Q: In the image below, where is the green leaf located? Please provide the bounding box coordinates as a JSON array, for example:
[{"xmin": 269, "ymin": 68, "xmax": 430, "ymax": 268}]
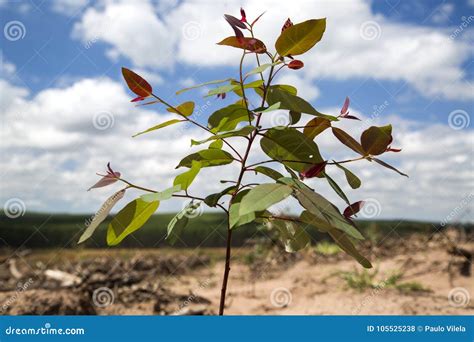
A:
[
  {"xmin": 267, "ymin": 87, "xmax": 335, "ymax": 119},
  {"xmin": 230, "ymin": 79, "xmax": 265, "ymax": 97},
  {"xmin": 324, "ymin": 172, "xmax": 351, "ymax": 206},
  {"xmin": 253, "ymin": 102, "xmax": 281, "ymax": 114},
  {"xmin": 332, "ymin": 127, "xmax": 365, "ymax": 155},
  {"xmin": 177, "ymin": 149, "xmax": 234, "ymax": 168},
  {"xmin": 270, "ymin": 219, "xmax": 310, "ymax": 253},
  {"xmin": 373, "ymin": 158, "xmax": 408, "ymax": 177},
  {"xmin": 78, "ymin": 189, "xmax": 126, "ymax": 244},
  {"xmin": 191, "ymin": 126, "xmax": 255, "ymax": 146},
  {"xmin": 245, "ymin": 62, "xmax": 279, "ymax": 78},
  {"xmin": 209, "ymin": 140, "xmax": 223, "ymax": 149},
  {"xmin": 176, "ymin": 78, "xmax": 233, "ymax": 95},
  {"xmin": 361, "ymin": 125, "xmax": 392, "ymax": 155},
  {"xmin": 253, "ymin": 166, "xmax": 284, "ymax": 181},
  {"xmin": 275, "ymin": 18, "xmax": 326, "ymax": 56},
  {"xmin": 289, "ymin": 111, "xmax": 301, "ymax": 125},
  {"xmin": 229, "ymin": 189, "xmax": 255, "ymax": 229},
  {"xmin": 239, "ymin": 183, "xmax": 293, "ymax": 216},
  {"xmin": 328, "ymin": 229, "xmax": 372, "ymax": 268},
  {"xmin": 166, "ymin": 201, "xmax": 201, "ymax": 245},
  {"xmin": 217, "ymin": 36, "xmax": 267, "ymax": 54},
  {"xmin": 260, "ymin": 127, "xmax": 323, "ymax": 172},
  {"xmin": 294, "ymin": 187, "xmax": 364, "ymax": 240},
  {"xmin": 208, "ymin": 104, "xmax": 251, "ymax": 133},
  {"xmin": 173, "ymin": 160, "xmax": 201, "ymax": 190},
  {"xmin": 206, "ymin": 84, "xmax": 239, "ymax": 97},
  {"xmin": 303, "ymin": 117, "xmax": 331, "ymax": 140},
  {"xmin": 107, "ymin": 198, "xmax": 159, "ymax": 246},
  {"xmin": 141, "ymin": 185, "xmax": 181, "ymax": 202},
  {"xmin": 204, "ymin": 186, "xmax": 236, "ymax": 207},
  {"xmin": 166, "ymin": 101, "xmax": 195, "ymax": 116},
  {"xmin": 299, "ymin": 210, "xmax": 333, "ymax": 232},
  {"xmin": 254, "ymin": 84, "xmax": 297, "ymax": 98},
  {"xmin": 334, "ymin": 162, "xmax": 361, "ymax": 189},
  {"xmin": 133, "ymin": 119, "xmax": 183, "ymax": 137}
]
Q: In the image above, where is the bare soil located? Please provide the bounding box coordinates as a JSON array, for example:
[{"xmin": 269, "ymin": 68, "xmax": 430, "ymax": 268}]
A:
[{"xmin": 0, "ymin": 230, "xmax": 472, "ymax": 315}]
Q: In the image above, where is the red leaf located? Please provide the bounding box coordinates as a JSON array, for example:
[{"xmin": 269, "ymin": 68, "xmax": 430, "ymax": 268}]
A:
[
  {"xmin": 342, "ymin": 115, "xmax": 361, "ymax": 121},
  {"xmin": 281, "ymin": 18, "xmax": 293, "ymax": 32},
  {"xmin": 88, "ymin": 163, "xmax": 121, "ymax": 191},
  {"xmin": 288, "ymin": 60, "xmax": 304, "ymax": 70},
  {"xmin": 122, "ymin": 67, "xmax": 152, "ymax": 97},
  {"xmin": 343, "ymin": 201, "xmax": 365, "ymax": 218},
  {"xmin": 217, "ymin": 36, "xmax": 267, "ymax": 53},
  {"xmin": 340, "ymin": 96, "xmax": 350, "ymax": 115},
  {"xmin": 386, "ymin": 146, "xmax": 402, "ymax": 152},
  {"xmin": 224, "ymin": 14, "xmax": 246, "ymax": 29},
  {"xmin": 299, "ymin": 161, "xmax": 327, "ymax": 179},
  {"xmin": 240, "ymin": 8, "xmax": 247, "ymax": 23},
  {"xmin": 131, "ymin": 96, "xmax": 146, "ymax": 102}
]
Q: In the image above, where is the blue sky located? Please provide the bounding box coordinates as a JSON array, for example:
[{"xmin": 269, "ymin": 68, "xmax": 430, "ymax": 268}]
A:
[{"xmin": 0, "ymin": 0, "xmax": 473, "ymax": 222}]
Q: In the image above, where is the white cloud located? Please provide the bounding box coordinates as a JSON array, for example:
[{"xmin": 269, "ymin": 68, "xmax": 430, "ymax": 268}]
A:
[
  {"xmin": 51, "ymin": 0, "xmax": 90, "ymax": 16},
  {"xmin": 71, "ymin": 0, "xmax": 473, "ymax": 101},
  {"xmin": 1, "ymin": 77, "xmax": 472, "ymax": 222}
]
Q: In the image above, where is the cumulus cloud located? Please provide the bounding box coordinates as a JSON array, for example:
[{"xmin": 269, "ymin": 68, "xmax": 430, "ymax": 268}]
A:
[
  {"xmin": 0, "ymin": 76, "xmax": 472, "ymax": 222},
  {"xmin": 71, "ymin": 0, "xmax": 473, "ymax": 101},
  {"xmin": 50, "ymin": 0, "xmax": 90, "ymax": 16}
]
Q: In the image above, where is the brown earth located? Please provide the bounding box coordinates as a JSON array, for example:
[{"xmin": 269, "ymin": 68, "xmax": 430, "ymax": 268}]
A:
[{"xmin": 0, "ymin": 230, "xmax": 472, "ymax": 315}]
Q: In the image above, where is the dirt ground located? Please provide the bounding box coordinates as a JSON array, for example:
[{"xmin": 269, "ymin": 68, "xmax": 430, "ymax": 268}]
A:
[{"xmin": 0, "ymin": 229, "xmax": 473, "ymax": 315}]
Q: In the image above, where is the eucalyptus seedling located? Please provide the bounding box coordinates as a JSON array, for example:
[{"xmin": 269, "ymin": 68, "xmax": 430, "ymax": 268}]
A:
[{"xmin": 78, "ymin": 9, "xmax": 406, "ymax": 315}]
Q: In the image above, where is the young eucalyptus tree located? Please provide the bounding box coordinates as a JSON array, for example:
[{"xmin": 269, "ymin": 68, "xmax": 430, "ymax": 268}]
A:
[{"xmin": 78, "ymin": 9, "xmax": 406, "ymax": 315}]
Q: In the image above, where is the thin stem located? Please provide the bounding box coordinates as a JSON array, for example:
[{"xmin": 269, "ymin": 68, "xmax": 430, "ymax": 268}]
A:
[
  {"xmin": 249, "ymin": 27, "xmax": 265, "ymax": 83},
  {"xmin": 218, "ymin": 52, "xmax": 277, "ymax": 316},
  {"xmin": 150, "ymin": 92, "xmax": 243, "ymax": 161},
  {"xmin": 238, "ymin": 52, "xmax": 253, "ymax": 124}
]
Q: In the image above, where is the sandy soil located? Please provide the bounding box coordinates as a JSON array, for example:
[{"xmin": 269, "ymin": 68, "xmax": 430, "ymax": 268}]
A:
[
  {"xmin": 173, "ymin": 244, "xmax": 474, "ymax": 315},
  {"xmin": 0, "ymin": 232, "xmax": 473, "ymax": 315}
]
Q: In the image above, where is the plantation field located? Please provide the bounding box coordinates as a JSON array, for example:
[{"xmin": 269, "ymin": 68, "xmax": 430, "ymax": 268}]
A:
[
  {"xmin": 0, "ymin": 219, "xmax": 472, "ymax": 315},
  {"xmin": 0, "ymin": 212, "xmax": 444, "ymax": 249}
]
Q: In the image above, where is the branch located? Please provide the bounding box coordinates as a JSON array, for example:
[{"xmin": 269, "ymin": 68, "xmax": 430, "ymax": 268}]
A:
[
  {"xmin": 150, "ymin": 92, "xmax": 243, "ymax": 161},
  {"xmin": 116, "ymin": 178, "xmax": 228, "ymax": 213}
]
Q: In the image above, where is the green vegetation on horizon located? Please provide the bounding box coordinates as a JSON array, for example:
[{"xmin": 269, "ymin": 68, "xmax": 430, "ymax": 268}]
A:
[{"xmin": 0, "ymin": 211, "xmax": 444, "ymax": 249}]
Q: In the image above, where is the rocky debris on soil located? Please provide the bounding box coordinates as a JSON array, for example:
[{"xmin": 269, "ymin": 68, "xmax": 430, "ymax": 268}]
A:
[
  {"xmin": 0, "ymin": 252, "xmax": 212, "ymax": 315},
  {"xmin": 0, "ymin": 289, "xmax": 96, "ymax": 315}
]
